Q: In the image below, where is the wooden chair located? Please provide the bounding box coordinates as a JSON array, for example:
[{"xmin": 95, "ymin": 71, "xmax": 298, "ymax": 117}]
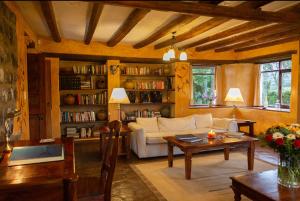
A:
[{"xmin": 79, "ymin": 120, "xmax": 121, "ymax": 201}]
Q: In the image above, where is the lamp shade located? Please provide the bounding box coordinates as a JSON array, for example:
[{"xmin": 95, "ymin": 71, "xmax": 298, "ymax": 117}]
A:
[
  {"xmin": 163, "ymin": 52, "xmax": 170, "ymax": 61},
  {"xmin": 225, "ymin": 88, "xmax": 244, "ymax": 102},
  {"xmin": 179, "ymin": 51, "xmax": 187, "ymax": 61},
  {"xmin": 168, "ymin": 48, "xmax": 175, "ymax": 59},
  {"xmin": 109, "ymin": 88, "xmax": 130, "ymax": 104}
]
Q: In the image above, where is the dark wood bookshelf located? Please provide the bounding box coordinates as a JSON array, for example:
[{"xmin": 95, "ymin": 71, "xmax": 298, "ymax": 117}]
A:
[
  {"xmin": 60, "ymin": 121, "xmax": 107, "ymax": 125},
  {"xmin": 125, "ymin": 89, "xmax": 174, "ymax": 92},
  {"xmin": 121, "ymin": 102, "xmax": 175, "ymax": 105},
  {"xmin": 60, "ymin": 89, "xmax": 107, "ymax": 95},
  {"xmin": 121, "ymin": 74, "xmax": 175, "ymax": 77}
]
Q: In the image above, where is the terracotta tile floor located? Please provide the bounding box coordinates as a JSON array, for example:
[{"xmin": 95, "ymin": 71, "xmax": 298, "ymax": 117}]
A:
[{"xmin": 76, "ymin": 140, "xmax": 278, "ymax": 201}]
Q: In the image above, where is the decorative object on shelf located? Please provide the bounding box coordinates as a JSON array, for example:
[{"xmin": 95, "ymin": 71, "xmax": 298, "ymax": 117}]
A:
[
  {"xmin": 109, "ymin": 88, "xmax": 130, "ymax": 121},
  {"xmin": 96, "ymin": 77, "xmax": 106, "ymax": 89},
  {"xmin": 97, "ymin": 110, "xmax": 107, "ymax": 121},
  {"xmin": 127, "ymin": 91, "xmax": 136, "ymax": 103},
  {"xmin": 261, "ymin": 123, "xmax": 300, "ymax": 188},
  {"xmin": 160, "ymin": 106, "xmax": 171, "ymax": 118},
  {"xmin": 63, "ymin": 94, "xmax": 75, "ymax": 105},
  {"xmin": 162, "ymin": 32, "xmax": 188, "ymax": 62},
  {"xmin": 163, "ymin": 66, "xmax": 171, "ymax": 75},
  {"xmin": 150, "ymin": 91, "xmax": 162, "ymax": 103},
  {"xmin": 140, "ymin": 92, "xmax": 151, "ymax": 103},
  {"xmin": 124, "ymin": 80, "xmax": 134, "ymax": 89},
  {"xmin": 225, "ymin": 88, "xmax": 244, "ymax": 119},
  {"xmin": 110, "ymin": 64, "xmax": 120, "ymax": 75},
  {"xmin": 2, "ymin": 109, "xmax": 21, "ymax": 152},
  {"xmin": 207, "ymin": 130, "xmax": 216, "ymax": 139}
]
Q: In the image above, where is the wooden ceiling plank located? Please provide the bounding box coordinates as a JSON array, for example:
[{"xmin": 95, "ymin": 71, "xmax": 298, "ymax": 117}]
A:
[
  {"xmin": 102, "ymin": 1, "xmax": 300, "ymax": 24},
  {"xmin": 84, "ymin": 3, "xmax": 104, "ymax": 45},
  {"xmin": 215, "ymin": 28, "xmax": 300, "ymax": 52},
  {"xmin": 107, "ymin": 8, "xmax": 150, "ymax": 47},
  {"xmin": 235, "ymin": 36, "xmax": 300, "ymax": 52},
  {"xmin": 195, "ymin": 24, "xmax": 299, "ymax": 52},
  {"xmin": 40, "ymin": 1, "xmax": 61, "ymax": 42},
  {"xmin": 181, "ymin": 3, "xmax": 300, "ymax": 49},
  {"xmin": 133, "ymin": 15, "xmax": 198, "ymax": 49},
  {"xmin": 154, "ymin": 1, "xmax": 269, "ymax": 50}
]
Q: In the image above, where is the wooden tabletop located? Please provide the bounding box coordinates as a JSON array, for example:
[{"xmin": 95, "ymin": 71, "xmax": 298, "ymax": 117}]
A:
[
  {"xmin": 231, "ymin": 169, "xmax": 300, "ymax": 201},
  {"xmin": 163, "ymin": 134, "xmax": 258, "ymax": 150},
  {"xmin": 0, "ymin": 138, "xmax": 78, "ymax": 201}
]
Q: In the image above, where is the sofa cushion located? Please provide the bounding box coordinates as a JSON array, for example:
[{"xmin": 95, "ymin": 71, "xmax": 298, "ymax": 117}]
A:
[
  {"xmin": 136, "ymin": 117, "xmax": 159, "ymax": 132},
  {"xmin": 157, "ymin": 116, "xmax": 196, "ymax": 132},
  {"xmin": 194, "ymin": 113, "xmax": 213, "ymax": 128}
]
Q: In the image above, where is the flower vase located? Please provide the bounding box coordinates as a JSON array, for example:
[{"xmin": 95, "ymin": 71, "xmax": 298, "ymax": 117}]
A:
[
  {"xmin": 278, "ymin": 153, "xmax": 300, "ymax": 188},
  {"xmin": 208, "ymin": 100, "xmax": 213, "ymax": 107}
]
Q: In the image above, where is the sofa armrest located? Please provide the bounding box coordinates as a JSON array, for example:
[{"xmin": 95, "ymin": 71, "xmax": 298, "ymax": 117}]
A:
[{"xmin": 212, "ymin": 118, "xmax": 238, "ymax": 132}]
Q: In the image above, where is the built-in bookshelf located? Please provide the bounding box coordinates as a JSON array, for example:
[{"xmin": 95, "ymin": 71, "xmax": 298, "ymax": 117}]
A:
[
  {"xmin": 59, "ymin": 60, "xmax": 108, "ymax": 140},
  {"xmin": 120, "ymin": 63, "xmax": 175, "ymax": 122}
]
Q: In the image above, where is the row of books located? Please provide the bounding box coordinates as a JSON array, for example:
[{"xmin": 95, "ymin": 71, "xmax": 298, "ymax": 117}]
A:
[
  {"xmin": 133, "ymin": 81, "xmax": 166, "ymax": 90},
  {"xmin": 73, "ymin": 64, "xmax": 107, "ymax": 75},
  {"xmin": 60, "ymin": 77, "xmax": 81, "ymax": 90},
  {"xmin": 120, "ymin": 66, "xmax": 169, "ymax": 75},
  {"xmin": 61, "ymin": 111, "xmax": 96, "ymax": 123},
  {"xmin": 75, "ymin": 92, "xmax": 108, "ymax": 105},
  {"xmin": 65, "ymin": 127, "xmax": 101, "ymax": 138},
  {"xmin": 125, "ymin": 110, "xmax": 161, "ymax": 121},
  {"xmin": 81, "ymin": 81, "xmax": 91, "ymax": 89}
]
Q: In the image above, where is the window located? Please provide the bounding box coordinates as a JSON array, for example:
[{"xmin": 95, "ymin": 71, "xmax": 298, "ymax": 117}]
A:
[
  {"xmin": 191, "ymin": 66, "xmax": 216, "ymax": 105},
  {"xmin": 260, "ymin": 60, "xmax": 291, "ymax": 109}
]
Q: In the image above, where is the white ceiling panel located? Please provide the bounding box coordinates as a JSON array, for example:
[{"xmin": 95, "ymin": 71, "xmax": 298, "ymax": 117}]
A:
[
  {"xmin": 53, "ymin": 1, "xmax": 89, "ymax": 41},
  {"xmin": 15, "ymin": 1, "xmax": 49, "ymax": 37},
  {"xmin": 93, "ymin": 5, "xmax": 133, "ymax": 43}
]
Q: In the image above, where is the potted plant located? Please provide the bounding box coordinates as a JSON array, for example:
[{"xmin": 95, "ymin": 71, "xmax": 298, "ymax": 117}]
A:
[{"xmin": 261, "ymin": 123, "xmax": 300, "ymax": 188}]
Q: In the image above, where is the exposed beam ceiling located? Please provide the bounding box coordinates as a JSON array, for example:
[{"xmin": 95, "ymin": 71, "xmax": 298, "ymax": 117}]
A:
[
  {"xmin": 235, "ymin": 36, "xmax": 300, "ymax": 52},
  {"xmin": 154, "ymin": 1, "xmax": 270, "ymax": 50},
  {"xmin": 181, "ymin": 3, "xmax": 300, "ymax": 50},
  {"xmin": 103, "ymin": 1, "xmax": 300, "ymax": 24},
  {"xmin": 195, "ymin": 24, "xmax": 299, "ymax": 52},
  {"xmin": 215, "ymin": 28, "xmax": 300, "ymax": 52},
  {"xmin": 40, "ymin": 1, "xmax": 61, "ymax": 42},
  {"xmin": 133, "ymin": 0, "xmax": 221, "ymax": 49},
  {"xmin": 84, "ymin": 3, "xmax": 104, "ymax": 44},
  {"xmin": 133, "ymin": 15, "xmax": 198, "ymax": 49},
  {"xmin": 106, "ymin": 8, "xmax": 150, "ymax": 47}
]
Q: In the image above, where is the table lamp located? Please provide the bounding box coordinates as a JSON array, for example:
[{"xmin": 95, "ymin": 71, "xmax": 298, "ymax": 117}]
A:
[
  {"xmin": 224, "ymin": 88, "xmax": 244, "ymax": 119},
  {"xmin": 109, "ymin": 88, "xmax": 130, "ymax": 121}
]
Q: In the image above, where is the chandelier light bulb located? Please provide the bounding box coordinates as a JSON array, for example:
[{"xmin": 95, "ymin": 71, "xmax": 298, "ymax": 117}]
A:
[
  {"xmin": 168, "ymin": 48, "xmax": 175, "ymax": 59},
  {"xmin": 179, "ymin": 51, "xmax": 188, "ymax": 61},
  {"xmin": 163, "ymin": 52, "xmax": 170, "ymax": 61}
]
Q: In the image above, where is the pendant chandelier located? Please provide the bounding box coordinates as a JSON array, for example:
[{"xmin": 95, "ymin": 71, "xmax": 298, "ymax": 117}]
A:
[{"xmin": 162, "ymin": 32, "xmax": 188, "ymax": 61}]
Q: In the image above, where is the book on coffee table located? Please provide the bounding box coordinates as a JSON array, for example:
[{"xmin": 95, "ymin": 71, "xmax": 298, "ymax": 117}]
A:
[{"xmin": 176, "ymin": 134, "xmax": 202, "ymax": 143}]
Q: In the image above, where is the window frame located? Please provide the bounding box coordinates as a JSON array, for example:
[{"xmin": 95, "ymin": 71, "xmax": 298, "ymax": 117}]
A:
[
  {"xmin": 260, "ymin": 59, "xmax": 291, "ymax": 109},
  {"xmin": 190, "ymin": 65, "xmax": 216, "ymax": 106}
]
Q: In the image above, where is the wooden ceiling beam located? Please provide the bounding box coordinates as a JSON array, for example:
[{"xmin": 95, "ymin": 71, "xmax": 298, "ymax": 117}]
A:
[
  {"xmin": 40, "ymin": 1, "xmax": 61, "ymax": 42},
  {"xmin": 102, "ymin": 1, "xmax": 300, "ymax": 24},
  {"xmin": 107, "ymin": 8, "xmax": 150, "ymax": 47},
  {"xmin": 154, "ymin": 1, "xmax": 270, "ymax": 49},
  {"xmin": 195, "ymin": 24, "xmax": 299, "ymax": 52},
  {"xmin": 215, "ymin": 28, "xmax": 300, "ymax": 52},
  {"xmin": 235, "ymin": 36, "xmax": 300, "ymax": 52},
  {"xmin": 84, "ymin": 3, "xmax": 104, "ymax": 44},
  {"xmin": 180, "ymin": 3, "xmax": 300, "ymax": 49},
  {"xmin": 133, "ymin": 15, "xmax": 198, "ymax": 49}
]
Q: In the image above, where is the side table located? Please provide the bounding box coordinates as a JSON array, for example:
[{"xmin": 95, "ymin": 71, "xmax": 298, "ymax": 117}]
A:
[
  {"xmin": 231, "ymin": 169, "xmax": 300, "ymax": 201},
  {"xmin": 99, "ymin": 125, "xmax": 132, "ymax": 159},
  {"xmin": 237, "ymin": 120, "xmax": 256, "ymax": 137}
]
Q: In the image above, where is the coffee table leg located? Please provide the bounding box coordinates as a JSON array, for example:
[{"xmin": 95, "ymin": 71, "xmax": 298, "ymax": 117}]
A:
[
  {"xmin": 224, "ymin": 146, "xmax": 230, "ymax": 160},
  {"xmin": 167, "ymin": 142, "xmax": 174, "ymax": 167},
  {"xmin": 232, "ymin": 186, "xmax": 241, "ymax": 201},
  {"xmin": 185, "ymin": 151, "xmax": 192, "ymax": 180},
  {"xmin": 247, "ymin": 141, "xmax": 255, "ymax": 170}
]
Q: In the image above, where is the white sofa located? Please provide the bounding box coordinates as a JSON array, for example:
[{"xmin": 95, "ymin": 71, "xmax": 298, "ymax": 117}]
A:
[{"xmin": 128, "ymin": 113, "xmax": 238, "ymax": 158}]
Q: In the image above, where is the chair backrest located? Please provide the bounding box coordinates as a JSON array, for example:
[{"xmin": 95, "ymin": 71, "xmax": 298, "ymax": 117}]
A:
[{"xmin": 99, "ymin": 120, "xmax": 121, "ymax": 201}]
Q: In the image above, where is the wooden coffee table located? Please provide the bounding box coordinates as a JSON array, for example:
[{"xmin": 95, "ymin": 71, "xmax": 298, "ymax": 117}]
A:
[
  {"xmin": 231, "ymin": 169, "xmax": 300, "ymax": 201},
  {"xmin": 163, "ymin": 134, "xmax": 258, "ymax": 180}
]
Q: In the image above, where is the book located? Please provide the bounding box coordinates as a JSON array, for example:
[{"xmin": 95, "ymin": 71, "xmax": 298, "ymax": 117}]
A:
[
  {"xmin": 176, "ymin": 134, "xmax": 198, "ymax": 140},
  {"xmin": 180, "ymin": 138, "xmax": 203, "ymax": 143},
  {"xmin": 8, "ymin": 144, "xmax": 64, "ymax": 166}
]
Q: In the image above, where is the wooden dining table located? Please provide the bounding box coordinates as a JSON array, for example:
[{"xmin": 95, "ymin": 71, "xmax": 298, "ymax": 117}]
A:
[{"xmin": 0, "ymin": 138, "xmax": 78, "ymax": 201}]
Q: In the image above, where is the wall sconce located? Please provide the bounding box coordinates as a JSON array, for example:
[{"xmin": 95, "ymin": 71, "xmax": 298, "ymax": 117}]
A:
[{"xmin": 110, "ymin": 65, "xmax": 120, "ymax": 75}]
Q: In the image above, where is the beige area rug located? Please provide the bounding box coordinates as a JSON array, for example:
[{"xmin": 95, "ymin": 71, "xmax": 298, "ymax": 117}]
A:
[{"xmin": 131, "ymin": 152, "xmax": 276, "ymax": 201}]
